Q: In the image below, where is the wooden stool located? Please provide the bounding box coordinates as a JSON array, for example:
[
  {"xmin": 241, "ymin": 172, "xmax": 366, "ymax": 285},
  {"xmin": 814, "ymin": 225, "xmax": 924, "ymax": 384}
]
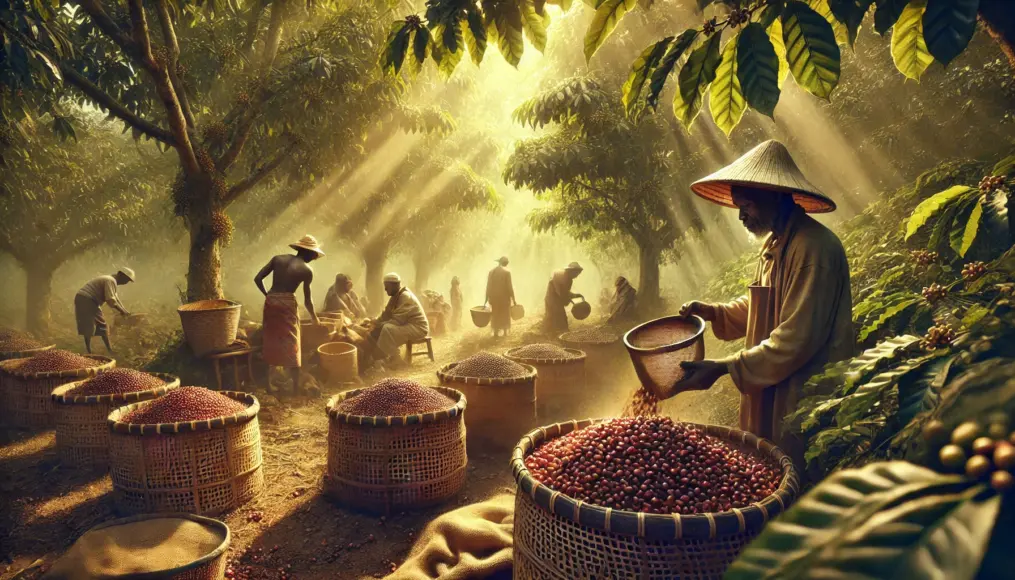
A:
[
  {"xmin": 205, "ymin": 347, "xmax": 260, "ymax": 391},
  {"xmin": 404, "ymin": 337, "xmax": 434, "ymax": 364}
]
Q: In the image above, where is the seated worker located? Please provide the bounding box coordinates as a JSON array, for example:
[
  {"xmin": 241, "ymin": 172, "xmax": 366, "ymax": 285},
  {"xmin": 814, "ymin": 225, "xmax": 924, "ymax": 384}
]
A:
[
  {"xmin": 606, "ymin": 276, "xmax": 638, "ymax": 325},
  {"xmin": 324, "ymin": 273, "xmax": 367, "ymax": 319},
  {"xmin": 368, "ymin": 273, "xmax": 429, "ymax": 368}
]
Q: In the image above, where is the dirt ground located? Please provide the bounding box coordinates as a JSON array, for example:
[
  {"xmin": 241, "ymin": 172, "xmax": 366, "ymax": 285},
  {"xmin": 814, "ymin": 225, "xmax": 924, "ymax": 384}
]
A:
[{"xmin": 0, "ymin": 314, "xmax": 739, "ymax": 580}]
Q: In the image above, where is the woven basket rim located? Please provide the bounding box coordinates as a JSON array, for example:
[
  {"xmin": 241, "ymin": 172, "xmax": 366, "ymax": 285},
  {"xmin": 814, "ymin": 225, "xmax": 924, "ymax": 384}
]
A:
[
  {"xmin": 107, "ymin": 390, "xmax": 259, "ymax": 434},
  {"xmin": 79, "ymin": 512, "xmax": 230, "ymax": 577},
  {"xmin": 623, "ymin": 315, "xmax": 705, "ymax": 355},
  {"xmin": 52, "ymin": 373, "xmax": 181, "ymax": 405},
  {"xmin": 325, "ymin": 385, "xmax": 466, "ymax": 426},
  {"xmin": 510, "ymin": 418, "xmax": 800, "ymax": 540},
  {"xmin": 1, "ymin": 354, "xmax": 115, "ymax": 378},
  {"xmin": 177, "ymin": 299, "xmax": 240, "ymax": 313},
  {"xmin": 436, "ymin": 361, "xmax": 538, "ymax": 385},
  {"xmin": 558, "ymin": 329, "xmax": 620, "ymax": 346},
  {"xmin": 504, "ymin": 346, "xmax": 586, "ymax": 365},
  {"xmin": 0, "ymin": 344, "xmax": 55, "ymax": 357}
]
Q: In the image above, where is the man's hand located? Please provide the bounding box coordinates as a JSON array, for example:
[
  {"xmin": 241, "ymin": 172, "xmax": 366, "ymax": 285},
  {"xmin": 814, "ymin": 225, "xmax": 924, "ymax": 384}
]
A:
[
  {"xmin": 679, "ymin": 301, "xmax": 716, "ymax": 322},
  {"xmin": 672, "ymin": 360, "xmax": 728, "ymax": 392}
]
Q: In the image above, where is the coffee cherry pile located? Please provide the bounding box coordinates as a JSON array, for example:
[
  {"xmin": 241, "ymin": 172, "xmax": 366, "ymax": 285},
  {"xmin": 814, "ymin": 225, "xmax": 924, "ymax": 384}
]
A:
[
  {"xmin": 336, "ymin": 378, "xmax": 455, "ymax": 416},
  {"xmin": 961, "ymin": 261, "xmax": 987, "ymax": 282},
  {"xmin": 510, "ymin": 343, "xmax": 579, "ymax": 360},
  {"xmin": 921, "ymin": 323, "xmax": 956, "ymax": 350},
  {"xmin": 451, "ymin": 352, "xmax": 528, "ymax": 379},
  {"xmin": 979, "ymin": 175, "xmax": 1005, "ymax": 193},
  {"xmin": 921, "ymin": 283, "xmax": 948, "ymax": 303},
  {"xmin": 122, "ymin": 387, "xmax": 247, "ymax": 424},
  {"xmin": 925, "ymin": 414, "xmax": 1015, "ymax": 493},
  {"xmin": 68, "ymin": 369, "xmax": 167, "ymax": 396},
  {"xmin": 622, "ymin": 387, "xmax": 660, "ymax": 417},
  {"xmin": 560, "ymin": 327, "xmax": 619, "ymax": 345},
  {"xmin": 911, "ymin": 250, "xmax": 940, "ymax": 266},
  {"xmin": 524, "ymin": 417, "xmax": 782, "ymax": 515},
  {"xmin": 11, "ymin": 350, "xmax": 100, "ymax": 374},
  {"xmin": 0, "ymin": 328, "xmax": 44, "ymax": 352}
]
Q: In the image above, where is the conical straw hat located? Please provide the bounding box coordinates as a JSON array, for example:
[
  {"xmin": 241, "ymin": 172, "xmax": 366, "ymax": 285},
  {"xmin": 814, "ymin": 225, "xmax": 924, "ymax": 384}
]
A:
[
  {"xmin": 289, "ymin": 234, "xmax": 325, "ymax": 256},
  {"xmin": 690, "ymin": 140, "xmax": 836, "ymax": 213}
]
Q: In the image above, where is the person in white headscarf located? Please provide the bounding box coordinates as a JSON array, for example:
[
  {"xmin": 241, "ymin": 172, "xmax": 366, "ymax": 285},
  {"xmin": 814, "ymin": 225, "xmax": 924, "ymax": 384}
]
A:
[{"xmin": 369, "ymin": 273, "xmax": 429, "ymax": 365}]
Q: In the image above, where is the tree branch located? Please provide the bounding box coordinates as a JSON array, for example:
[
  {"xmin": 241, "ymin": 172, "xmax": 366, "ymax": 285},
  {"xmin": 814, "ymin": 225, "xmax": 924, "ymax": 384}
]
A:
[
  {"xmin": 260, "ymin": 0, "xmax": 288, "ymax": 75},
  {"xmin": 242, "ymin": 1, "xmax": 267, "ymax": 58},
  {"xmin": 223, "ymin": 143, "xmax": 296, "ymax": 205},
  {"xmin": 60, "ymin": 66, "xmax": 176, "ymax": 145},
  {"xmin": 126, "ymin": 0, "xmax": 156, "ymax": 69},
  {"xmin": 154, "ymin": 0, "xmax": 196, "ymax": 128},
  {"xmin": 74, "ymin": 0, "xmax": 139, "ymax": 61}
]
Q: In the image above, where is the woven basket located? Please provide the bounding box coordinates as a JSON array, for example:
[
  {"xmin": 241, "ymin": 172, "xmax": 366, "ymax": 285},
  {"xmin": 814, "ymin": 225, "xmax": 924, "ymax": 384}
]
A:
[
  {"xmin": 0, "ymin": 343, "xmax": 55, "ymax": 361},
  {"xmin": 437, "ymin": 362, "xmax": 537, "ymax": 448},
  {"xmin": 48, "ymin": 513, "xmax": 230, "ymax": 580},
  {"xmin": 511, "ymin": 419, "xmax": 800, "ymax": 580},
  {"xmin": 324, "ymin": 386, "xmax": 468, "ymax": 515},
  {"xmin": 624, "ymin": 315, "xmax": 706, "ymax": 400},
  {"xmin": 319, "ymin": 342, "xmax": 358, "ymax": 384},
  {"xmin": 504, "ymin": 347, "xmax": 586, "ymax": 421},
  {"xmin": 107, "ymin": 391, "xmax": 263, "ymax": 516},
  {"xmin": 0, "ymin": 355, "xmax": 116, "ymax": 429},
  {"xmin": 178, "ymin": 300, "xmax": 242, "ymax": 357},
  {"xmin": 52, "ymin": 373, "xmax": 181, "ymax": 470}
]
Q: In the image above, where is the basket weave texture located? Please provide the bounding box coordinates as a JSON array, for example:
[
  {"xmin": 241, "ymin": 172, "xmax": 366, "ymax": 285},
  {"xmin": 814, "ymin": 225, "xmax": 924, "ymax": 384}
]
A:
[
  {"xmin": 504, "ymin": 348, "xmax": 586, "ymax": 419},
  {"xmin": 324, "ymin": 386, "xmax": 468, "ymax": 515},
  {"xmin": 511, "ymin": 419, "xmax": 800, "ymax": 580},
  {"xmin": 61, "ymin": 513, "xmax": 230, "ymax": 580},
  {"xmin": 0, "ymin": 344, "xmax": 55, "ymax": 361},
  {"xmin": 52, "ymin": 373, "xmax": 181, "ymax": 469},
  {"xmin": 178, "ymin": 300, "xmax": 242, "ymax": 357},
  {"xmin": 0, "ymin": 355, "xmax": 116, "ymax": 429},
  {"xmin": 436, "ymin": 362, "xmax": 537, "ymax": 447},
  {"xmin": 107, "ymin": 391, "xmax": 263, "ymax": 516}
]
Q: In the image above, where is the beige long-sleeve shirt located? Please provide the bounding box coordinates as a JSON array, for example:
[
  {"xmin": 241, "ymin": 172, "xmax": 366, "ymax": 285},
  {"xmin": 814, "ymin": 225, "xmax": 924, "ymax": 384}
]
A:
[
  {"xmin": 711, "ymin": 209, "xmax": 854, "ymax": 453},
  {"xmin": 76, "ymin": 275, "xmax": 126, "ymax": 311}
]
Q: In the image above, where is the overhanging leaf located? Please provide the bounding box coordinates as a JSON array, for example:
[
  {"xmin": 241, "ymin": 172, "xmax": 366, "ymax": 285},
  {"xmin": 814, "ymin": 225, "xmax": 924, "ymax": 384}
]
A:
[
  {"xmin": 584, "ymin": 0, "xmax": 637, "ymax": 63},
  {"xmin": 807, "ymin": 0, "xmax": 850, "ymax": 45},
  {"xmin": 382, "ymin": 23, "xmax": 412, "ymax": 74},
  {"xmin": 522, "ymin": 0, "xmax": 550, "ymax": 52},
  {"xmin": 492, "ymin": 1, "xmax": 525, "ymax": 66},
  {"xmin": 710, "ymin": 32, "xmax": 746, "ymax": 136},
  {"xmin": 646, "ymin": 29, "xmax": 698, "ymax": 110},
  {"xmin": 922, "ymin": 0, "xmax": 979, "ymax": 66},
  {"xmin": 737, "ymin": 23, "xmax": 781, "ymax": 117},
  {"xmin": 464, "ymin": 9, "xmax": 487, "ymax": 65},
  {"xmin": 783, "ymin": 0, "xmax": 841, "ymax": 99},
  {"xmin": 768, "ymin": 18, "xmax": 791, "ymax": 88},
  {"xmin": 992, "ymin": 153, "xmax": 1015, "ymax": 178},
  {"xmin": 956, "ymin": 200, "xmax": 983, "ymax": 258},
  {"xmin": 622, "ymin": 37, "xmax": 673, "ymax": 118},
  {"xmin": 413, "ymin": 26, "xmax": 430, "ymax": 65},
  {"xmin": 891, "ymin": 0, "xmax": 935, "ymax": 81},
  {"xmin": 673, "ymin": 32, "xmax": 722, "ymax": 129},
  {"xmin": 904, "ymin": 185, "xmax": 974, "ymax": 240},
  {"xmin": 874, "ymin": 0, "xmax": 909, "ymax": 35},
  {"xmin": 829, "ymin": 0, "xmax": 873, "ymax": 46}
]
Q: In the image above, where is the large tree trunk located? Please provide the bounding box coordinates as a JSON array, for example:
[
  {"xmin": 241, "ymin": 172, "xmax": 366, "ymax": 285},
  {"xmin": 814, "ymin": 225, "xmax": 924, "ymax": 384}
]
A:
[
  {"xmin": 981, "ymin": 0, "xmax": 1015, "ymax": 71},
  {"xmin": 25, "ymin": 264, "xmax": 55, "ymax": 336},
  {"xmin": 363, "ymin": 242, "xmax": 389, "ymax": 313},
  {"xmin": 637, "ymin": 244, "xmax": 662, "ymax": 310},
  {"xmin": 186, "ymin": 201, "xmax": 224, "ymax": 302},
  {"xmin": 413, "ymin": 249, "xmax": 433, "ymax": 293}
]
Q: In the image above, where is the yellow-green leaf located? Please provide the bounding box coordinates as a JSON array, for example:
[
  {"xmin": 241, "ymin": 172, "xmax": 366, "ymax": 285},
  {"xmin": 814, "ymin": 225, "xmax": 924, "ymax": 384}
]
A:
[
  {"xmin": 958, "ymin": 201, "xmax": 983, "ymax": 257},
  {"xmin": 493, "ymin": 2, "xmax": 525, "ymax": 66},
  {"xmin": 464, "ymin": 9, "xmax": 487, "ymax": 65},
  {"xmin": 807, "ymin": 0, "xmax": 849, "ymax": 45},
  {"xmin": 584, "ymin": 0, "xmax": 637, "ymax": 63},
  {"xmin": 904, "ymin": 185, "xmax": 974, "ymax": 240},
  {"xmin": 768, "ymin": 19, "xmax": 790, "ymax": 88},
  {"xmin": 783, "ymin": 0, "xmax": 841, "ymax": 99},
  {"xmin": 892, "ymin": 0, "xmax": 935, "ymax": 81},
  {"xmin": 622, "ymin": 37, "xmax": 673, "ymax": 118},
  {"xmin": 710, "ymin": 32, "xmax": 746, "ymax": 136},
  {"xmin": 737, "ymin": 23, "xmax": 781, "ymax": 117},
  {"xmin": 673, "ymin": 32, "xmax": 722, "ymax": 130},
  {"xmin": 522, "ymin": 0, "xmax": 550, "ymax": 52}
]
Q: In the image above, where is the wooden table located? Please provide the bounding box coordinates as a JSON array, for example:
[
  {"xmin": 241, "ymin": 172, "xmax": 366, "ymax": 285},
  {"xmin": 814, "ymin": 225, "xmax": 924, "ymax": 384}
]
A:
[{"xmin": 204, "ymin": 347, "xmax": 261, "ymax": 391}]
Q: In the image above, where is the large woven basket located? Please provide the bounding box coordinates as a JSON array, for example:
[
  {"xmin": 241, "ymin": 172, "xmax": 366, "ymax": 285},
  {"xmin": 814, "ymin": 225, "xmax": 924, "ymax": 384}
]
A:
[
  {"xmin": 107, "ymin": 391, "xmax": 263, "ymax": 516},
  {"xmin": 504, "ymin": 347, "xmax": 586, "ymax": 422},
  {"xmin": 178, "ymin": 300, "xmax": 242, "ymax": 357},
  {"xmin": 52, "ymin": 373, "xmax": 181, "ymax": 470},
  {"xmin": 324, "ymin": 386, "xmax": 468, "ymax": 515},
  {"xmin": 0, "ymin": 355, "xmax": 116, "ymax": 429},
  {"xmin": 437, "ymin": 362, "xmax": 537, "ymax": 448},
  {"xmin": 624, "ymin": 315, "xmax": 706, "ymax": 400},
  {"xmin": 511, "ymin": 419, "xmax": 799, "ymax": 579},
  {"xmin": 0, "ymin": 343, "xmax": 55, "ymax": 361},
  {"xmin": 44, "ymin": 513, "xmax": 230, "ymax": 580}
]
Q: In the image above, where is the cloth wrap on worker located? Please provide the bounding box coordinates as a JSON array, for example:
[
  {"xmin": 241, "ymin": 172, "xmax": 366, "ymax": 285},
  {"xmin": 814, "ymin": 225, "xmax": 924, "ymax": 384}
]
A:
[
  {"xmin": 607, "ymin": 278, "xmax": 637, "ymax": 324},
  {"xmin": 383, "ymin": 493, "xmax": 514, "ymax": 580},
  {"xmin": 486, "ymin": 266, "xmax": 514, "ymax": 332},
  {"xmin": 542, "ymin": 270, "xmax": 574, "ymax": 334},
  {"xmin": 262, "ymin": 292, "xmax": 301, "ymax": 368},
  {"xmin": 710, "ymin": 207, "xmax": 854, "ymax": 465},
  {"xmin": 374, "ymin": 288, "xmax": 429, "ymax": 359}
]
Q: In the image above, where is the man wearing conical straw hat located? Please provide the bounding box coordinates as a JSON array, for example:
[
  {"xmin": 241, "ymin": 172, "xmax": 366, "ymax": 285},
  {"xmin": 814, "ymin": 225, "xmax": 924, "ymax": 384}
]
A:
[
  {"xmin": 674, "ymin": 140, "xmax": 855, "ymax": 468},
  {"xmin": 254, "ymin": 235, "xmax": 324, "ymax": 396}
]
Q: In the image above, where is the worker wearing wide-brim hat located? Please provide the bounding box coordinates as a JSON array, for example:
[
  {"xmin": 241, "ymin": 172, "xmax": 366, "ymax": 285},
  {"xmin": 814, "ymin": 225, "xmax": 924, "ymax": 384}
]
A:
[
  {"xmin": 674, "ymin": 140, "xmax": 855, "ymax": 468},
  {"xmin": 543, "ymin": 261, "xmax": 585, "ymax": 334},
  {"xmin": 74, "ymin": 267, "xmax": 135, "ymax": 354}
]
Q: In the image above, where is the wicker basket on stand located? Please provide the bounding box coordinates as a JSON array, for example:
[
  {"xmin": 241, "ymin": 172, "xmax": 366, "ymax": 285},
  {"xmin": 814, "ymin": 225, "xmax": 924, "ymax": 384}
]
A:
[
  {"xmin": 52, "ymin": 373, "xmax": 181, "ymax": 470},
  {"xmin": 44, "ymin": 513, "xmax": 230, "ymax": 580},
  {"xmin": 178, "ymin": 300, "xmax": 242, "ymax": 357},
  {"xmin": 511, "ymin": 419, "xmax": 800, "ymax": 580},
  {"xmin": 0, "ymin": 343, "xmax": 55, "ymax": 361},
  {"xmin": 504, "ymin": 347, "xmax": 586, "ymax": 422},
  {"xmin": 107, "ymin": 391, "xmax": 263, "ymax": 516},
  {"xmin": 437, "ymin": 362, "xmax": 537, "ymax": 448},
  {"xmin": 324, "ymin": 386, "xmax": 468, "ymax": 515},
  {"xmin": 0, "ymin": 355, "xmax": 116, "ymax": 429}
]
